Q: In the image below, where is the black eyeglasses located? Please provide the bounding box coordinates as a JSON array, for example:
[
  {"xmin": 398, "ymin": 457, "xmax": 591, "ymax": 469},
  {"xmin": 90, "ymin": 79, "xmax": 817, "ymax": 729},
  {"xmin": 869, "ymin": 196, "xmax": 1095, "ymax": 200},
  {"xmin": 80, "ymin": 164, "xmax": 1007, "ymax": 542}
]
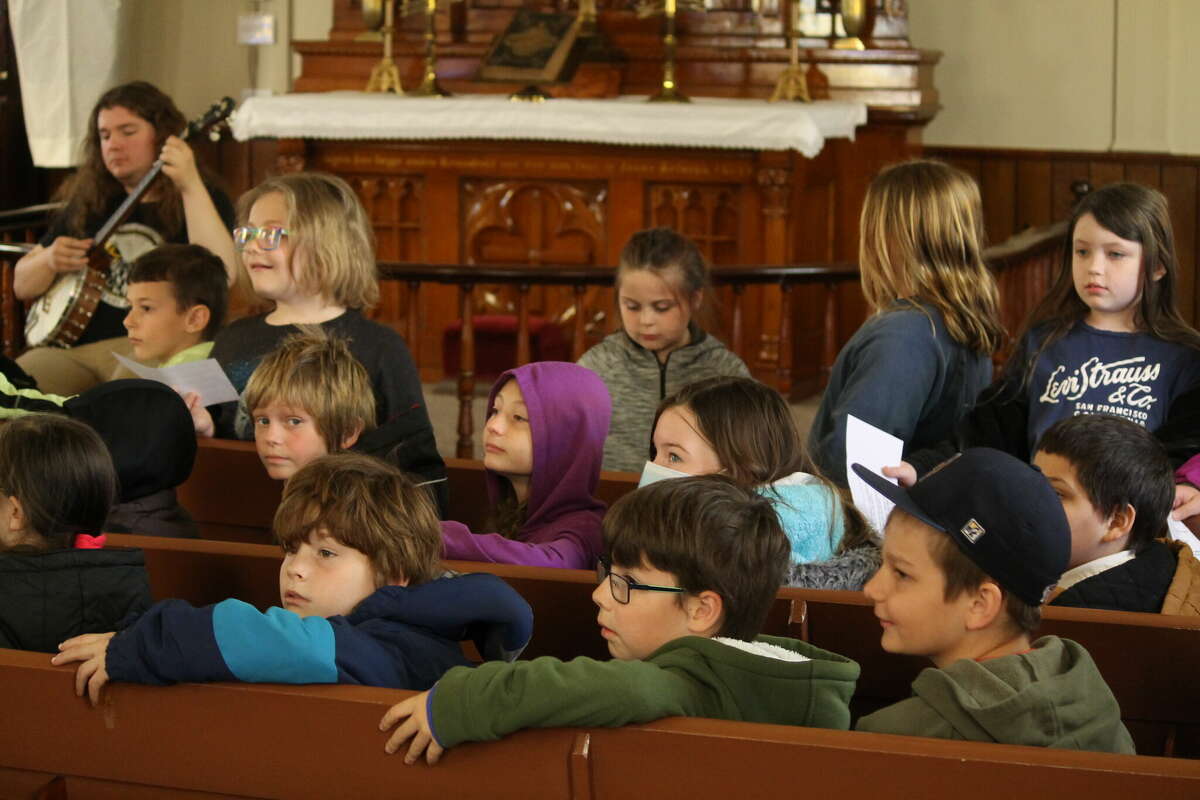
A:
[{"xmin": 597, "ymin": 556, "xmax": 685, "ymax": 605}]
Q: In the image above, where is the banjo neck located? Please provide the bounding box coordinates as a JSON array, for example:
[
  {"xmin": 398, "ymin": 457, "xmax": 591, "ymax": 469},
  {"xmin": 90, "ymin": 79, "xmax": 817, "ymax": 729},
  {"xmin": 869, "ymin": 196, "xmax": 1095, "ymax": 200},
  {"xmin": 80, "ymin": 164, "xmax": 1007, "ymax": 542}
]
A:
[{"xmin": 91, "ymin": 157, "xmax": 168, "ymax": 252}]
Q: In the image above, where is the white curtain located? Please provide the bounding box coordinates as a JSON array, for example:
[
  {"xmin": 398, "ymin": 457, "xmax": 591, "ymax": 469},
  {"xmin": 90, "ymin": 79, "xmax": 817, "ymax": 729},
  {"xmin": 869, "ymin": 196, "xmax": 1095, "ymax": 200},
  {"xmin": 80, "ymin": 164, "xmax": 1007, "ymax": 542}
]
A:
[{"xmin": 10, "ymin": 0, "xmax": 123, "ymax": 168}]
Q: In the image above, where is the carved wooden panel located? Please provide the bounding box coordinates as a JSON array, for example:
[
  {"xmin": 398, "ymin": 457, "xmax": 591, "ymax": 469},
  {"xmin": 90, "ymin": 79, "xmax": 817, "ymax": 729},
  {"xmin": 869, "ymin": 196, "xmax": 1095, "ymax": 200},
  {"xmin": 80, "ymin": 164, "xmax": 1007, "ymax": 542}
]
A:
[
  {"xmin": 351, "ymin": 175, "xmax": 425, "ymax": 263},
  {"xmin": 461, "ymin": 178, "xmax": 610, "ymax": 348},
  {"xmin": 348, "ymin": 175, "xmax": 425, "ymax": 334},
  {"xmin": 463, "ymin": 179, "xmax": 606, "ymax": 265},
  {"xmin": 647, "ymin": 184, "xmax": 740, "ymax": 265}
]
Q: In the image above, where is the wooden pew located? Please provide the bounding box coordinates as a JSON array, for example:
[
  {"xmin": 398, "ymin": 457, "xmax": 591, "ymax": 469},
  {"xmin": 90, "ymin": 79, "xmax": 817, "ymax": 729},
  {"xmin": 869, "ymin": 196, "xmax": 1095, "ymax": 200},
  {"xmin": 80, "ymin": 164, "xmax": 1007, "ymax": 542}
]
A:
[
  {"xmin": 176, "ymin": 438, "xmax": 279, "ymax": 542},
  {"xmin": 177, "ymin": 438, "xmax": 639, "ymax": 542},
  {"xmin": 3, "ymin": 649, "xmax": 1198, "ymax": 799},
  {"xmin": 104, "ymin": 535, "xmax": 1200, "ymax": 756}
]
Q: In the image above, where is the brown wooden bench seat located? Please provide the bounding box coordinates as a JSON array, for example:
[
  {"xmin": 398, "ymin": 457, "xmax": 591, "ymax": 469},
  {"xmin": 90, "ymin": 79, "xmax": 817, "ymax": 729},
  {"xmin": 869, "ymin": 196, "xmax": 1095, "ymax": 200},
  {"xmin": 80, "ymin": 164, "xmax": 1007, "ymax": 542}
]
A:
[
  {"xmin": 177, "ymin": 438, "xmax": 639, "ymax": 542},
  {"xmin": 3, "ymin": 648, "xmax": 1198, "ymax": 799},
  {"xmin": 104, "ymin": 534, "xmax": 1200, "ymax": 757}
]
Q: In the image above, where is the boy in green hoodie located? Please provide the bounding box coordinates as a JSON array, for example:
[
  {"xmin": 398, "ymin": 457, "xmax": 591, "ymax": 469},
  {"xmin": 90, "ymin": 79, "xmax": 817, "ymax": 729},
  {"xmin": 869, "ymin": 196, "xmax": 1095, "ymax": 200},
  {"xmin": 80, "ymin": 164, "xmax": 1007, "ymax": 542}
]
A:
[
  {"xmin": 851, "ymin": 449, "xmax": 1135, "ymax": 753},
  {"xmin": 380, "ymin": 475, "xmax": 860, "ymax": 764}
]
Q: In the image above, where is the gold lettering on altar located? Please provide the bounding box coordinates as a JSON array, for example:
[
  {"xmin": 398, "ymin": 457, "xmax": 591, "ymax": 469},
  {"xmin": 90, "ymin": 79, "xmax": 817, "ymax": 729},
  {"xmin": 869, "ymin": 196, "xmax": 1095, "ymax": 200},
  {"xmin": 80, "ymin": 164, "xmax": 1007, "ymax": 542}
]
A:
[{"xmin": 317, "ymin": 150, "xmax": 753, "ymax": 181}]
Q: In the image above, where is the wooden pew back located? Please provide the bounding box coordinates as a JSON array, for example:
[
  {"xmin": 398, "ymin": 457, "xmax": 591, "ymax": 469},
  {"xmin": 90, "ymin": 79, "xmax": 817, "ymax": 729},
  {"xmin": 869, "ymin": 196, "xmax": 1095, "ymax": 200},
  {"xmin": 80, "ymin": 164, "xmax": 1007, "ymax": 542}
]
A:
[
  {"xmin": 176, "ymin": 438, "xmax": 279, "ymax": 542},
  {"xmin": 3, "ymin": 649, "xmax": 1199, "ymax": 799},
  {"xmin": 107, "ymin": 535, "xmax": 1200, "ymax": 756},
  {"xmin": 177, "ymin": 439, "xmax": 639, "ymax": 542}
]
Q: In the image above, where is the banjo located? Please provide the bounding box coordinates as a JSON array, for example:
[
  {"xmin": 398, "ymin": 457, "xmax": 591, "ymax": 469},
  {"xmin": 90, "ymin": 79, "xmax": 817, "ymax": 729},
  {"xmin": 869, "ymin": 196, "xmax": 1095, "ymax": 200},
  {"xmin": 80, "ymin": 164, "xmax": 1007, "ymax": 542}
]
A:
[{"xmin": 24, "ymin": 97, "xmax": 235, "ymax": 349}]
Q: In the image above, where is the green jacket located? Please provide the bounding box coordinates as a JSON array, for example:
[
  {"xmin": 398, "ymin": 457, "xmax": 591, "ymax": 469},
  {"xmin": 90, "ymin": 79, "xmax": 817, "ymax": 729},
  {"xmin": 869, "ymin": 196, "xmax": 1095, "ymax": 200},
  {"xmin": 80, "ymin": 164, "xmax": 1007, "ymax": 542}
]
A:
[
  {"xmin": 430, "ymin": 635, "xmax": 859, "ymax": 748},
  {"xmin": 856, "ymin": 636, "xmax": 1135, "ymax": 753}
]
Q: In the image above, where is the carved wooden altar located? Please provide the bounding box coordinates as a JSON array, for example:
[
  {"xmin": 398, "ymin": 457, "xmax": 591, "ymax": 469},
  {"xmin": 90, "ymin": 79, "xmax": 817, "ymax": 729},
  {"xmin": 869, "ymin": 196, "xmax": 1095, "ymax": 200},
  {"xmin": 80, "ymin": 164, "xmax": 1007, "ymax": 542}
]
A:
[{"xmin": 263, "ymin": 0, "xmax": 939, "ymax": 390}]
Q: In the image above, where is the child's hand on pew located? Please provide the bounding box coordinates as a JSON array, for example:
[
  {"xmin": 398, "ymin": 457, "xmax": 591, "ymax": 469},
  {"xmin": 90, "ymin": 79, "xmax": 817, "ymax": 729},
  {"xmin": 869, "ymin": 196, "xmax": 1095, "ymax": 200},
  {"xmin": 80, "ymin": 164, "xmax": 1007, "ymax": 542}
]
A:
[
  {"xmin": 51, "ymin": 632, "xmax": 115, "ymax": 706},
  {"xmin": 380, "ymin": 690, "xmax": 446, "ymax": 765},
  {"xmin": 183, "ymin": 392, "xmax": 215, "ymax": 438}
]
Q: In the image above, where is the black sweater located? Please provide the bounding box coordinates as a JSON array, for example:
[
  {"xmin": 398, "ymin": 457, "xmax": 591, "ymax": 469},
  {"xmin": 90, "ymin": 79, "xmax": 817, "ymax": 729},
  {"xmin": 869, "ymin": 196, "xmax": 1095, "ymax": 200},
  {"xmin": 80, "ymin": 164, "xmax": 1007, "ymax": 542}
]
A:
[{"xmin": 1051, "ymin": 541, "xmax": 1177, "ymax": 614}]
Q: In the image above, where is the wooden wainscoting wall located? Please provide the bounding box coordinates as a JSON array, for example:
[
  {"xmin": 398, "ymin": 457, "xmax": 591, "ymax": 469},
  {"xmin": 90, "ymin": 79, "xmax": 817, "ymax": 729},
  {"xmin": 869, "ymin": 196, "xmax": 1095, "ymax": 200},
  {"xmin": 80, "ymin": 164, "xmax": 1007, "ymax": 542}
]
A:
[{"xmin": 924, "ymin": 147, "xmax": 1200, "ymax": 326}]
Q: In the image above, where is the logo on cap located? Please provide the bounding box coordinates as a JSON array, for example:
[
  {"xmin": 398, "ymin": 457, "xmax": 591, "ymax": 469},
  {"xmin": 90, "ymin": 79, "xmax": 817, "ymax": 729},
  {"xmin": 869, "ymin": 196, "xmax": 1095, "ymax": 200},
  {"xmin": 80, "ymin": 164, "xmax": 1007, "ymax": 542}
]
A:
[{"xmin": 961, "ymin": 518, "xmax": 986, "ymax": 543}]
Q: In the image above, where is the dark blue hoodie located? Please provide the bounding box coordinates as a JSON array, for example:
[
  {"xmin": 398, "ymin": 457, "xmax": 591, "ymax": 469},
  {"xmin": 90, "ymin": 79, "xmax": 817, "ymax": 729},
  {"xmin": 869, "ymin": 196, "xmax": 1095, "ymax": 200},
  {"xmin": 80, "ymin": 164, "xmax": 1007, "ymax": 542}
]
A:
[{"xmin": 106, "ymin": 572, "xmax": 533, "ymax": 690}]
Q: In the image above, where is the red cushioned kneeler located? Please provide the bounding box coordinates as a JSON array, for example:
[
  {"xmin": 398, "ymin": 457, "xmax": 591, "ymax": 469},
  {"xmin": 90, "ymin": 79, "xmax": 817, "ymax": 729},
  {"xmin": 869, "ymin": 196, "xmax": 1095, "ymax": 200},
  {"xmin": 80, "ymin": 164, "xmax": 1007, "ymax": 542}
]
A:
[{"xmin": 443, "ymin": 314, "xmax": 570, "ymax": 380}]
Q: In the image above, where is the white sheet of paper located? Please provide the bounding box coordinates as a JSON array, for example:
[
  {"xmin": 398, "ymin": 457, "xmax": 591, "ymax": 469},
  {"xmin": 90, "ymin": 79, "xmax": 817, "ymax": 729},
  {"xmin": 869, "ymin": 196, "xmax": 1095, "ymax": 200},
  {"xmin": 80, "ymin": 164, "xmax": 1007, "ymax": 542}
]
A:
[
  {"xmin": 114, "ymin": 354, "xmax": 239, "ymax": 406},
  {"xmin": 1167, "ymin": 516, "xmax": 1200, "ymax": 558},
  {"xmin": 845, "ymin": 414, "xmax": 905, "ymax": 535}
]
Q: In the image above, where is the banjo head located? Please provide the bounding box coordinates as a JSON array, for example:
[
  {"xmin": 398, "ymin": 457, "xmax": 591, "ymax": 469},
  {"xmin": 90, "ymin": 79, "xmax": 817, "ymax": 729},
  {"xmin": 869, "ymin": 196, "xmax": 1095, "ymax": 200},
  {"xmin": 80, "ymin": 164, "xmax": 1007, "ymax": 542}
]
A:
[{"xmin": 24, "ymin": 221, "xmax": 165, "ymax": 349}]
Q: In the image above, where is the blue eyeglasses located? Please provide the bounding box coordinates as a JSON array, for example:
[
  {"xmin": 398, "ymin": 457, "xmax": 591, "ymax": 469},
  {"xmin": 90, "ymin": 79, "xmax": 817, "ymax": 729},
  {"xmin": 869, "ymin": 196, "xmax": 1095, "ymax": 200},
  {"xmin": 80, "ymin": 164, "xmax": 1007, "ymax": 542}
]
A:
[
  {"xmin": 597, "ymin": 556, "xmax": 686, "ymax": 605},
  {"xmin": 233, "ymin": 225, "xmax": 290, "ymax": 251}
]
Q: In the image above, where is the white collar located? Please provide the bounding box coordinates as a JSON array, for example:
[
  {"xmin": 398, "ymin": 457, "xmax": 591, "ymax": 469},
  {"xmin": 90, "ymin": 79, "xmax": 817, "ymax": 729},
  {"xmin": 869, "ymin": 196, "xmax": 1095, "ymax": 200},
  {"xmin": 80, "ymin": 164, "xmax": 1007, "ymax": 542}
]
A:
[
  {"xmin": 712, "ymin": 637, "xmax": 810, "ymax": 662},
  {"xmin": 767, "ymin": 471, "xmax": 821, "ymax": 488},
  {"xmin": 1056, "ymin": 550, "xmax": 1137, "ymax": 593}
]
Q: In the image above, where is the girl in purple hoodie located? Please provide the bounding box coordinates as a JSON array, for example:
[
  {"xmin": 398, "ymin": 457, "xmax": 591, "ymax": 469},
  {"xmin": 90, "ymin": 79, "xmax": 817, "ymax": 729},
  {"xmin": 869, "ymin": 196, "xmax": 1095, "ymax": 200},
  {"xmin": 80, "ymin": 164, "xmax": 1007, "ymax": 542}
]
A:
[{"xmin": 440, "ymin": 362, "xmax": 612, "ymax": 569}]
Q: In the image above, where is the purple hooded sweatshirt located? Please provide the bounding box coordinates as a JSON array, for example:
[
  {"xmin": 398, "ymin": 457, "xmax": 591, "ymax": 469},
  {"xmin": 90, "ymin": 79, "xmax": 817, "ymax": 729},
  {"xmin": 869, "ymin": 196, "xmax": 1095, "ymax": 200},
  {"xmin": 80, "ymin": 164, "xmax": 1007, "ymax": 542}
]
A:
[{"xmin": 440, "ymin": 362, "xmax": 612, "ymax": 569}]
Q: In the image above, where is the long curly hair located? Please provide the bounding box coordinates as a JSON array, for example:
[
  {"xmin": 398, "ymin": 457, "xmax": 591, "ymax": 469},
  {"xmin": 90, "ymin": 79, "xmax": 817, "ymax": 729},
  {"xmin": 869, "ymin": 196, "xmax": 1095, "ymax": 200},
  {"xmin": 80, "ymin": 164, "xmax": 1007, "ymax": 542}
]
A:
[{"xmin": 55, "ymin": 81, "xmax": 187, "ymax": 239}]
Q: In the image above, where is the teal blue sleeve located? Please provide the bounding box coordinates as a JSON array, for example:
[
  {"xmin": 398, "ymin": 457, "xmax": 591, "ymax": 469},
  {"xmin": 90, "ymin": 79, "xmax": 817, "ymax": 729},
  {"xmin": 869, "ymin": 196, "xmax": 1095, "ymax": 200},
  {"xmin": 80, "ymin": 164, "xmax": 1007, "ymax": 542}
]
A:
[{"xmin": 212, "ymin": 600, "xmax": 338, "ymax": 684}]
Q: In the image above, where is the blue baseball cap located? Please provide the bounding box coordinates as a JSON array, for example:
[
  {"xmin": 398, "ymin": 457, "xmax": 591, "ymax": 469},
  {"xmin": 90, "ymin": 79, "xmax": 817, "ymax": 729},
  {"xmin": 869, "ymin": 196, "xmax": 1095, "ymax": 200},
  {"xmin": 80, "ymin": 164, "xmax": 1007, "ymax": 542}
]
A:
[{"xmin": 852, "ymin": 448, "xmax": 1070, "ymax": 606}]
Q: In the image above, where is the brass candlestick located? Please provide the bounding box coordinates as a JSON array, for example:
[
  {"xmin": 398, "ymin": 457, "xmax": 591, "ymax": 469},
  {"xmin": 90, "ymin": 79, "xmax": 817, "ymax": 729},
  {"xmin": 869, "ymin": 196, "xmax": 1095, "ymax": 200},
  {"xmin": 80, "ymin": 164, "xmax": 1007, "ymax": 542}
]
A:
[
  {"xmin": 833, "ymin": 0, "xmax": 871, "ymax": 50},
  {"xmin": 770, "ymin": 0, "xmax": 812, "ymax": 103},
  {"xmin": 365, "ymin": 0, "xmax": 404, "ymax": 92},
  {"xmin": 406, "ymin": 0, "xmax": 451, "ymax": 97},
  {"xmin": 578, "ymin": 0, "xmax": 598, "ymax": 39},
  {"xmin": 640, "ymin": 0, "xmax": 703, "ymax": 103}
]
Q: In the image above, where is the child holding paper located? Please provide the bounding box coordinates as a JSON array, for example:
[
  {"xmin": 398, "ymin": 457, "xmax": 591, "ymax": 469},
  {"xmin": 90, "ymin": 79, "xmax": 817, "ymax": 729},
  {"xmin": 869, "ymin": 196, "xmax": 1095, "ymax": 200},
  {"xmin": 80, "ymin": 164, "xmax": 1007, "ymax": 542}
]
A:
[{"xmin": 123, "ymin": 243, "xmax": 228, "ymax": 368}]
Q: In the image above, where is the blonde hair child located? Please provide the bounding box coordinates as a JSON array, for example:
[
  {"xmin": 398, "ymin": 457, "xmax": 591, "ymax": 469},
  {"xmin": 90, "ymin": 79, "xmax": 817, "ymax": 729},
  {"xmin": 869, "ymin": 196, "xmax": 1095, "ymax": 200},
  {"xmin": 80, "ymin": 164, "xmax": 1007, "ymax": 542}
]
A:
[
  {"xmin": 243, "ymin": 330, "xmax": 376, "ymax": 480},
  {"xmin": 807, "ymin": 159, "xmax": 1003, "ymax": 485},
  {"xmin": 188, "ymin": 172, "xmax": 434, "ymax": 455}
]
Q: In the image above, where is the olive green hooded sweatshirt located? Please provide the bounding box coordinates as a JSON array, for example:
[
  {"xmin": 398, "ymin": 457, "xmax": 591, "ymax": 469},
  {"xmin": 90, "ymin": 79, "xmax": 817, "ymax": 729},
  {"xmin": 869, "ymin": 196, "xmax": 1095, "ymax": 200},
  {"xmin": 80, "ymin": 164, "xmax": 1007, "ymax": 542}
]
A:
[
  {"xmin": 430, "ymin": 635, "xmax": 859, "ymax": 748},
  {"xmin": 856, "ymin": 636, "xmax": 1135, "ymax": 754}
]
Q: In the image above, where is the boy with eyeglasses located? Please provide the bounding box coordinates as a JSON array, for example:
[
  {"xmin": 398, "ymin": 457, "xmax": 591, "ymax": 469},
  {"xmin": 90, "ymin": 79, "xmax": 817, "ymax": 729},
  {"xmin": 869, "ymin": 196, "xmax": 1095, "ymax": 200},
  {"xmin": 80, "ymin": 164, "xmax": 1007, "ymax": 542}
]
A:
[
  {"xmin": 194, "ymin": 173, "xmax": 433, "ymax": 452},
  {"xmin": 380, "ymin": 475, "xmax": 860, "ymax": 765}
]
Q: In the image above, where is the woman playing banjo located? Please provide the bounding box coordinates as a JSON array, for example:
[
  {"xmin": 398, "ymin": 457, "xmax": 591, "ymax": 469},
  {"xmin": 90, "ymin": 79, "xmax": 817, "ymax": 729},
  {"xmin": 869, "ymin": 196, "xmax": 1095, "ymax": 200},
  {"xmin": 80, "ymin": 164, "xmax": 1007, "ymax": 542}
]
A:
[{"xmin": 14, "ymin": 81, "xmax": 237, "ymax": 395}]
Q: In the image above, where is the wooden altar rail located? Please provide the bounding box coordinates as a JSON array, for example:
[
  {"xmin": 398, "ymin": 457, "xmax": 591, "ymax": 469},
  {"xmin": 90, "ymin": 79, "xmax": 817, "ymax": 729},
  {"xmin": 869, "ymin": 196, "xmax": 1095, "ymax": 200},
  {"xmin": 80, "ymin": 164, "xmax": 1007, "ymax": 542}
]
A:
[
  {"xmin": 101, "ymin": 531, "xmax": 1200, "ymax": 758},
  {"xmin": 4, "ymin": 646, "xmax": 1199, "ymax": 800},
  {"xmin": 377, "ymin": 261, "xmax": 860, "ymax": 458}
]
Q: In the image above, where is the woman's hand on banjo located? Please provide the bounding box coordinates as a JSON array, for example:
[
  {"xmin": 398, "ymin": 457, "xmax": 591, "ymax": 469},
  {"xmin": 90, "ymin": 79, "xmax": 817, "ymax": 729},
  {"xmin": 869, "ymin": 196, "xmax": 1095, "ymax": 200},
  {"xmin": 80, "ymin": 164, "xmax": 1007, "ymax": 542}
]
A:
[
  {"xmin": 45, "ymin": 236, "xmax": 93, "ymax": 274},
  {"xmin": 160, "ymin": 135, "xmax": 204, "ymax": 196}
]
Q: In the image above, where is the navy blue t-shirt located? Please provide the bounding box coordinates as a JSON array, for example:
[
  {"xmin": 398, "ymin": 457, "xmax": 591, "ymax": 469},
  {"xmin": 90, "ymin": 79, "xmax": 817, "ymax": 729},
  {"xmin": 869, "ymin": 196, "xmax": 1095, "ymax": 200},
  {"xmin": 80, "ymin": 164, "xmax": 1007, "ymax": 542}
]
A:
[{"xmin": 1027, "ymin": 322, "xmax": 1200, "ymax": 450}]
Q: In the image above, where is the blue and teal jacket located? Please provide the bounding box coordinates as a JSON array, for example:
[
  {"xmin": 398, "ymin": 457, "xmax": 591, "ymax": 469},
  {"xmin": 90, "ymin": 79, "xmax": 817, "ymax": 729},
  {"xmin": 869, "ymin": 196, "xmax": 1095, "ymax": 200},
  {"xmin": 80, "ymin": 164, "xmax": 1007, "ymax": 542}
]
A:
[{"xmin": 105, "ymin": 572, "xmax": 533, "ymax": 690}]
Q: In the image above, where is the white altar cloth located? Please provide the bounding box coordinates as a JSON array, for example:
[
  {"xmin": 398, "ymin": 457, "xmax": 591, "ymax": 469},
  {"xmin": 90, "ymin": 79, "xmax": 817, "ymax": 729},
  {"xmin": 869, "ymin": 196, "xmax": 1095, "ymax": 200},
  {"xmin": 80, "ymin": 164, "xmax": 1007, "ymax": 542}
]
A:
[{"xmin": 231, "ymin": 93, "xmax": 868, "ymax": 158}]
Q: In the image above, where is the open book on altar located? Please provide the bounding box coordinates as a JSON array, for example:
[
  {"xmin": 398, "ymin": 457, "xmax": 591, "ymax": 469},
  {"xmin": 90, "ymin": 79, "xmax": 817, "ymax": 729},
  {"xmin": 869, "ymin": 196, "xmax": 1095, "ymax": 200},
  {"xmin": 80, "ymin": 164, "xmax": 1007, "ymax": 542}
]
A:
[{"xmin": 477, "ymin": 9, "xmax": 581, "ymax": 84}]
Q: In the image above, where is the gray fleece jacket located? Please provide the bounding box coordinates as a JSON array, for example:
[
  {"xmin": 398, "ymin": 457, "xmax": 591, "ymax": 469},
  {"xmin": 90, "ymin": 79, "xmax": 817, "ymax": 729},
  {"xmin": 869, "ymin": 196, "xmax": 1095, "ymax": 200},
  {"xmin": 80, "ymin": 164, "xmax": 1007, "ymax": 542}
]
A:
[{"xmin": 577, "ymin": 326, "xmax": 750, "ymax": 473}]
